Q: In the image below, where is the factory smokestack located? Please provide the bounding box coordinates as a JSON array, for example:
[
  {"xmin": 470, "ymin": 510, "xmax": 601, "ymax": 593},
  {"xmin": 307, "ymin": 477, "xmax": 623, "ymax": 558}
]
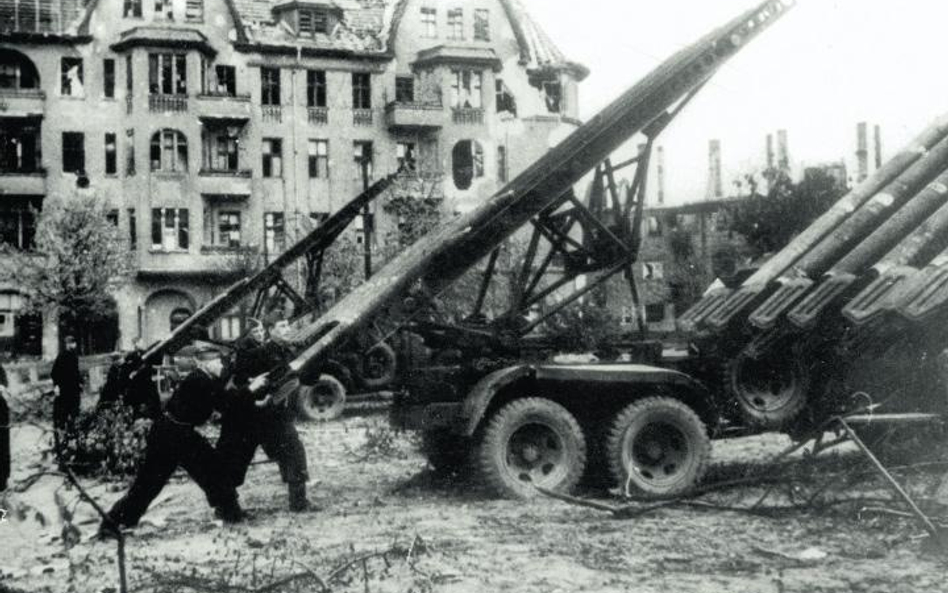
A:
[
  {"xmin": 856, "ymin": 121, "xmax": 869, "ymax": 182},
  {"xmin": 766, "ymin": 133, "xmax": 774, "ymax": 170},
  {"xmin": 707, "ymin": 139, "xmax": 722, "ymax": 200},
  {"xmin": 874, "ymin": 124, "xmax": 883, "ymax": 170},
  {"xmin": 656, "ymin": 146, "xmax": 665, "ymax": 205},
  {"xmin": 776, "ymin": 129, "xmax": 789, "ymax": 171}
]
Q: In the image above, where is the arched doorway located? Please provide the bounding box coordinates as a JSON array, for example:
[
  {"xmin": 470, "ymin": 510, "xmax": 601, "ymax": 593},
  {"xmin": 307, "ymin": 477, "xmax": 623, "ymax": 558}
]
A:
[{"xmin": 143, "ymin": 289, "xmax": 196, "ymax": 344}]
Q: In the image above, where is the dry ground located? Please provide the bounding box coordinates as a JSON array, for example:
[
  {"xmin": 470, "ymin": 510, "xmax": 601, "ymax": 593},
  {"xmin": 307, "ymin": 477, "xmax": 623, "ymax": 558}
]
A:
[{"xmin": 2, "ymin": 410, "xmax": 947, "ymax": 593}]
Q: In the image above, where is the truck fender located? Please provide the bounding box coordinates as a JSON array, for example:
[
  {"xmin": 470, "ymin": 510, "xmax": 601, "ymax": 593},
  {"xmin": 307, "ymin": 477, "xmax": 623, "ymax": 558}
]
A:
[{"xmin": 459, "ymin": 365, "xmax": 534, "ymax": 436}]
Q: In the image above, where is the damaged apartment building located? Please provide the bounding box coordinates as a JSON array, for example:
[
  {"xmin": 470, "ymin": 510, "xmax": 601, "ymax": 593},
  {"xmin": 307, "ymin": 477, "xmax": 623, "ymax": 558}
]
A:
[{"xmin": 0, "ymin": 0, "xmax": 587, "ymax": 358}]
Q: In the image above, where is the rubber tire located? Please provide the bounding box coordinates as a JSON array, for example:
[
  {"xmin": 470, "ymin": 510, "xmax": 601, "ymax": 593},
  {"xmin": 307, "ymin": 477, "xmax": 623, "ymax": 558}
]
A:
[
  {"xmin": 606, "ymin": 397, "xmax": 711, "ymax": 499},
  {"xmin": 728, "ymin": 351, "xmax": 809, "ymax": 430},
  {"xmin": 419, "ymin": 430, "xmax": 470, "ymax": 474},
  {"xmin": 359, "ymin": 342, "xmax": 398, "ymax": 390},
  {"xmin": 296, "ymin": 374, "xmax": 346, "ymax": 422},
  {"xmin": 476, "ymin": 397, "xmax": 587, "ymax": 499}
]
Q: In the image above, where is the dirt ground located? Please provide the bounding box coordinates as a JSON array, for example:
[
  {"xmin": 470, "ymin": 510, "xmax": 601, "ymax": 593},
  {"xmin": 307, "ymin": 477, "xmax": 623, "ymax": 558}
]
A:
[{"xmin": 2, "ymin": 410, "xmax": 947, "ymax": 593}]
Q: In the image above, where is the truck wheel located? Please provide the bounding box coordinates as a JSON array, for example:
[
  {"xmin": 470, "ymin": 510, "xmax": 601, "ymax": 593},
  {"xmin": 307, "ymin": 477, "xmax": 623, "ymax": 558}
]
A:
[
  {"xmin": 729, "ymin": 350, "xmax": 808, "ymax": 429},
  {"xmin": 606, "ymin": 397, "xmax": 710, "ymax": 499},
  {"xmin": 360, "ymin": 342, "xmax": 397, "ymax": 390},
  {"xmin": 477, "ymin": 397, "xmax": 586, "ymax": 499},
  {"xmin": 419, "ymin": 430, "xmax": 470, "ymax": 474},
  {"xmin": 296, "ymin": 374, "xmax": 346, "ymax": 422}
]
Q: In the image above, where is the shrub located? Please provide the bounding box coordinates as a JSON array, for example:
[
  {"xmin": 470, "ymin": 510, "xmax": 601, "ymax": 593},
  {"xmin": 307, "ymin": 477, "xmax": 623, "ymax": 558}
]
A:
[{"xmin": 58, "ymin": 404, "xmax": 150, "ymax": 478}]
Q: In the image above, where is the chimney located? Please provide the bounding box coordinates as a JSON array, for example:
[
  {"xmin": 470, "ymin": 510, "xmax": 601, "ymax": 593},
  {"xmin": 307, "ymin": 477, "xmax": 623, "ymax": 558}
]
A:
[
  {"xmin": 656, "ymin": 146, "xmax": 665, "ymax": 205},
  {"xmin": 707, "ymin": 139, "xmax": 722, "ymax": 200},
  {"xmin": 856, "ymin": 122, "xmax": 869, "ymax": 182},
  {"xmin": 873, "ymin": 124, "xmax": 883, "ymax": 170},
  {"xmin": 766, "ymin": 133, "xmax": 774, "ymax": 169},
  {"xmin": 776, "ymin": 129, "xmax": 789, "ymax": 171}
]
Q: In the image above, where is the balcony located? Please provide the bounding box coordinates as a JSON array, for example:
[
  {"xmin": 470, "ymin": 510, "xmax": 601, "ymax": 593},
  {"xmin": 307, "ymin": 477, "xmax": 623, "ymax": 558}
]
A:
[
  {"xmin": 0, "ymin": 89, "xmax": 45, "ymax": 117},
  {"xmin": 308, "ymin": 107, "xmax": 328, "ymax": 125},
  {"xmin": 261, "ymin": 105, "xmax": 282, "ymax": 123},
  {"xmin": 195, "ymin": 92, "xmax": 252, "ymax": 120},
  {"xmin": 0, "ymin": 168, "xmax": 46, "ymax": 194},
  {"xmin": 149, "ymin": 94, "xmax": 188, "ymax": 113},
  {"xmin": 353, "ymin": 109, "xmax": 373, "ymax": 126},
  {"xmin": 197, "ymin": 168, "xmax": 251, "ymax": 195},
  {"xmin": 452, "ymin": 108, "xmax": 484, "ymax": 125},
  {"xmin": 384, "ymin": 101, "xmax": 445, "ymax": 131}
]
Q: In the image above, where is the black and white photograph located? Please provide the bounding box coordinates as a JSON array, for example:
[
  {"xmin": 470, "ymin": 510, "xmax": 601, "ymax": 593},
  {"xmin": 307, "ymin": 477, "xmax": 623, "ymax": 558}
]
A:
[{"xmin": 1, "ymin": 0, "xmax": 947, "ymax": 591}]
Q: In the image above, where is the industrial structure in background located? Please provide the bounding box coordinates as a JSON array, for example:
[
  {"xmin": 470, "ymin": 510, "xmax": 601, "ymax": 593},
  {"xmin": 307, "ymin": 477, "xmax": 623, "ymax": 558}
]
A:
[{"xmin": 0, "ymin": 0, "xmax": 585, "ymax": 358}]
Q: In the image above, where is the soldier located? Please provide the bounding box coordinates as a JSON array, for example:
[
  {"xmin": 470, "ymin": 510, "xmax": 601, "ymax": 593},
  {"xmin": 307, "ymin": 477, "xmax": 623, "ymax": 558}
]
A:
[
  {"xmin": 51, "ymin": 335, "xmax": 83, "ymax": 452},
  {"xmin": 217, "ymin": 318, "xmax": 311, "ymax": 511},
  {"xmin": 100, "ymin": 344, "xmax": 267, "ymax": 535}
]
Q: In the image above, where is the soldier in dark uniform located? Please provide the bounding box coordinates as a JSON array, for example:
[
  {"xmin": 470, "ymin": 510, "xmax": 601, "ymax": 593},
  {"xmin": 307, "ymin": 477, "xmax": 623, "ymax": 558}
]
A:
[
  {"xmin": 217, "ymin": 319, "xmax": 311, "ymax": 511},
  {"xmin": 100, "ymin": 345, "xmax": 267, "ymax": 534},
  {"xmin": 51, "ymin": 335, "xmax": 83, "ymax": 454}
]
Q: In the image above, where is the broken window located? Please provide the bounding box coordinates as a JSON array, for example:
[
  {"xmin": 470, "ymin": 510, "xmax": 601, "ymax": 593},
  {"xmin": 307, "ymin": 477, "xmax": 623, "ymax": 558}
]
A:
[
  {"xmin": 352, "ymin": 72, "xmax": 371, "ymax": 109},
  {"xmin": 308, "ymin": 139, "xmax": 328, "ymax": 178},
  {"xmin": 307, "ymin": 70, "xmax": 326, "ymax": 107},
  {"xmin": 128, "ymin": 208, "xmax": 137, "ymax": 248},
  {"xmin": 150, "ymin": 129, "xmax": 188, "ymax": 172},
  {"xmin": 395, "ymin": 76, "xmax": 414, "ymax": 103},
  {"xmin": 495, "ymin": 78, "xmax": 516, "ymax": 115},
  {"xmin": 542, "ymin": 80, "xmax": 562, "ymax": 113},
  {"xmin": 447, "ymin": 8, "xmax": 463, "ymax": 39},
  {"xmin": 353, "ymin": 141, "xmax": 373, "ymax": 182},
  {"xmin": 264, "ymin": 212, "xmax": 285, "ymax": 253},
  {"xmin": 0, "ymin": 200, "xmax": 37, "ymax": 250},
  {"xmin": 451, "ymin": 140, "xmax": 483, "ymax": 190},
  {"xmin": 151, "ymin": 208, "xmax": 189, "ymax": 251},
  {"xmin": 450, "ymin": 70, "xmax": 481, "ymax": 109},
  {"xmin": 60, "ymin": 57, "xmax": 83, "ymax": 96},
  {"xmin": 125, "ymin": 129, "xmax": 135, "ymax": 176},
  {"xmin": 420, "ymin": 6, "xmax": 436, "ymax": 38},
  {"xmin": 154, "ymin": 0, "xmax": 173, "ymax": 20},
  {"xmin": 397, "ymin": 142, "xmax": 416, "ymax": 172},
  {"xmin": 212, "ymin": 65, "xmax": 236, "ymax": 96},
  {"xmin": 123, "ymin": 0, "xmax": 142, "ymax": 17},
  {"xmin": 62, "ymin": 132, "xmax": 85, "ymax": 173},
  {"xmin": 262, "ymin": 138, "xmax": 283, "ymax": 177},
  {"xmin": 261, "ymin": 67, "xmax": 281, "ymax": 105},
  {"xmin": 103, "ymin": 59, "xmax": 115, "ymax": 98},
  {"xmin": 104, "ymin": 132, "xmax": 117, "ymax": 175},
  {"xmin": 149, "ymin": 53, "xmax": 187, "ymax": 95},
  {"xmin": 203, "ymin": 127, "xmax": 239, "ymax": 171},
  {"xmin": 215, "ymin": 210, "xmax": 241, "ymax": 248},
  {"xmin": 474, "ymin": 9, "xmax": 489, "ymax": 40}
]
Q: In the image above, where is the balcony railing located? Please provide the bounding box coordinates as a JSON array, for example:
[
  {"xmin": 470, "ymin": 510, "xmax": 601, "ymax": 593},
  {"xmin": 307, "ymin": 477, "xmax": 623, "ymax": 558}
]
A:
[
  {"xmin": 0, "ymin": 167, "xmax": 46, "ymax": 176},
  {"xmin": 262, "ymin": 105, "xmax": 282, "ymax": 122},
  {"xmin": 452, "ymin": 108, "xmax": 484, "ymax": 125},
  {"xmin": 197, "ymin": 91, "xmax": 250, "ymax": 100},
  {"xmin": 308, "ymin": 107, "xmax": 328, "ymax": 124},
  {"xmin": 149, "ymin": 94, "xmax": 188, "ymax": 113},
  {"xmin": 353, "ymin": 109, "xmax": 373, "ymax": 126},
  {"xmin": 198, "ymin": 168, "xmax": 252, "ymax": 178}
]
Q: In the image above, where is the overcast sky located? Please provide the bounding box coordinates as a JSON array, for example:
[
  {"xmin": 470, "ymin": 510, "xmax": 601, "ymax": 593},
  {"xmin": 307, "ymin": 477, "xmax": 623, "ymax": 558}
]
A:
[{"xmin": 519, "ymin": 0, "xmax": 948, "ymax": 205}]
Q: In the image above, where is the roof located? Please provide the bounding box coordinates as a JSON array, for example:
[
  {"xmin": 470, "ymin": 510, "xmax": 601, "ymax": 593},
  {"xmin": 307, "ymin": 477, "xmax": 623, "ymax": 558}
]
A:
[
  {"xmin": 111, "ymin": 26, "xmax": 217, "ymax": 56},
  {"xmin": 227, "ymin": 0, "xmax": 586, "ymax": 75}
]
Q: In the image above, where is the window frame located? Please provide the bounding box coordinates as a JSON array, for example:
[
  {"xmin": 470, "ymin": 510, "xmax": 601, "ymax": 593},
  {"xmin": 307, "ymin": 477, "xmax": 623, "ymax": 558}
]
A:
[
  {"xmin": 103, "ymin": 58, "xmax": 115, "ymax": 99},
  {"xmin": 306, "ymin": 69, "xmax": 326, "ymax": 108},
  {"xmin": 261, "ymin": 137, "xmax": 283, "ymax": 178},
  {"xmin": 264, "ymin": 212, "xmax": 286, "ymax": 253},
  {"xmin": 148, "ymin": 53, "xmax": 187, "ymax": 96},
  {"xmin": 447, "ymin": 8, "xmax": 463, "ymax": 40},
  {"xmin": 473, "ymin": 9, "xmax": 490, "ymax": 41},
  {"xmin": 352, "ymin": 72, "xmax": 371, "ymax": 109},
  {"xmin": 104, "ymin": 132, "xmax": 117, "ymax": 175},
  {"xmin": 261, "ymin": 67, "xmax": 281, "ymax": 106},
  {"xmin": 150, "ymin": 207, "xmax": 189, "ymax": 251},
  {"xmin": 62, "ymin": 131, "xmax": 85, "ymax": 173},
  {"xmin": 395, "ymin": 76, "xmax": 414, "ymax": 103},
  {"xmin": 450, "ymin": 69, "xmax": 482, "ymax": 109},
  {"xmin": 420, "ymin": 6, "xmax": 437, "ymax": 38},
  {"xmin": 150, "ymin": 129, "xmax": 189, "ymax": 173},
  {"xmin": 60, "ymin": 57, "xmax": 84, "ymax": 97},
  {"xmin": 307, "ymin": 139, "xmax": 329, "ymax": 178}
]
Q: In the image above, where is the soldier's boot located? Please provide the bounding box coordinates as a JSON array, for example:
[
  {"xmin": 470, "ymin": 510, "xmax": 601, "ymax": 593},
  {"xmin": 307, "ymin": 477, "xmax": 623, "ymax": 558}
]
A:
[{"xmin": 288, "ymin": 481, "xmax": 310, "ymax": 512}]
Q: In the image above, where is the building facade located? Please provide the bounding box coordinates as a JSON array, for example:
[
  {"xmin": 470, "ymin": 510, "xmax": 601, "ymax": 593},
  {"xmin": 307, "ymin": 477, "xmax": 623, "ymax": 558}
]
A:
[{"xmin": 0, "ymin": 0, "xmax": 586, "ymax": 358}]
